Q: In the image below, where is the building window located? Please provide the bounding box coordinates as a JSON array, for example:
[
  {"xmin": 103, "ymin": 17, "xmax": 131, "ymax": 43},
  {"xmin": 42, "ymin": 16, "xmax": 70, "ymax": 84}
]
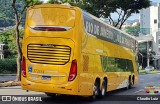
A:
[
  {"xmin": 154, "ymin": 19, "xmax": 157, "ymax": 24},
  {"xmin": 159, "ymin": 39, "xmax": 160, "ymax": 44}
]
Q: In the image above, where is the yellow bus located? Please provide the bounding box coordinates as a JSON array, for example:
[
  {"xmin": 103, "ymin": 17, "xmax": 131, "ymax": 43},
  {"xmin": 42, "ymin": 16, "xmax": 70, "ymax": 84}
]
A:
[{"xmin": 21, "ymin": 4, "xmax": 138, "ymax": 99}]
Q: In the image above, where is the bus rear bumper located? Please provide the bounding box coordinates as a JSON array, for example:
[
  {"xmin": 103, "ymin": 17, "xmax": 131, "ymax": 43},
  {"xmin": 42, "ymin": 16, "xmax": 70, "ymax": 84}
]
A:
[{"xmin": 21, "ymin": 78, "xmax": 79, "ymax": 95}]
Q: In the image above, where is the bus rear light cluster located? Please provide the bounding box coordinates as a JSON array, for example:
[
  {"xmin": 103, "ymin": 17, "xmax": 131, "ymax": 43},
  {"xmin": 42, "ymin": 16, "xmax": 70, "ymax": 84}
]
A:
[
  {"xmin": 22, "ymin": 56, "xmax": 26, "ymax": 77},
  {"xmin": 68, "ymin": 59, "xmax": 77, "ymax": 81}
]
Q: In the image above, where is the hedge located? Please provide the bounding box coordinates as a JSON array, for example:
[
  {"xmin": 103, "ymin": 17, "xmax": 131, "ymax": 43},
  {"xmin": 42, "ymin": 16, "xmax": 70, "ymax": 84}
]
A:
[{"xmin": 0, "ymin": 59, "xmax": 17, "ymax": 74}]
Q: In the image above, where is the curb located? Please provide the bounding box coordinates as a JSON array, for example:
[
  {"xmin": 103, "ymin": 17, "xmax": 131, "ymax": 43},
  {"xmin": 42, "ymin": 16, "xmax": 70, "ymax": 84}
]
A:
[
  {"xmin": 0, "ymin": 81, "xmax": 21, "ymax": 87},
  {"xmin": 0, "ymin": 80, "xmax": 8, "ymax": 83},
  {"xmin": 139, "ymin": 71, "xmax": 160, "ymax": 75}
]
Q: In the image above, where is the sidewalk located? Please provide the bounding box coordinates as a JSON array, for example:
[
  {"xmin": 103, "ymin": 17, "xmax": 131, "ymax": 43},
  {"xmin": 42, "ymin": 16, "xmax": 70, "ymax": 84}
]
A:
[
  {"xmin": 0, "ymin": 86, "xmax": 44, "ymax": 95},
  {"xmin": 0, "ymin": 81, "xmax": 20, "ymax": 87},
  {"xmin": 139, "ymin": 70, "xmax": 160, "ymax": 75}
]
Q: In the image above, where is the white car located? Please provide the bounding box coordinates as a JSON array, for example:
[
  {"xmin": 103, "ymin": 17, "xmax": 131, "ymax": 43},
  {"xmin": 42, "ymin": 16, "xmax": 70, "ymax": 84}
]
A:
[{"xmin": 145, "ymin": 66, "xmax": 154, "ymax": 72}]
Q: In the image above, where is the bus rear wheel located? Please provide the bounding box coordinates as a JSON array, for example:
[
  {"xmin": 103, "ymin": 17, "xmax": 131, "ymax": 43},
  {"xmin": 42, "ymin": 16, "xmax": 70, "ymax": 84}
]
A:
[
  {"xmin": 45, "ymin": 93, "xmax": 57, "ymax": 97},
  {"xmin": 129, "ymin": 77, "xmax": 134, "ymax": 89},
  {"xmin": 89, "ymin": 81, "xmax": 100, "ymax": 100},
  {"xmin": 101, "ymin": 80, "xmax": 107, "ymax": 97},
  {"xmin": 126, "ymin": 77, "xmax": 134, "ymax": 90}
]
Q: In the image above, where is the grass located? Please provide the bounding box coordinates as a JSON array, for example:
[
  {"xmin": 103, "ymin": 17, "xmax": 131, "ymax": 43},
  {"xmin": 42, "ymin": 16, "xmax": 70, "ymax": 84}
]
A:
[{"xmin": 139, "ymin": 69, "xmax": 160, "ymax": 75}]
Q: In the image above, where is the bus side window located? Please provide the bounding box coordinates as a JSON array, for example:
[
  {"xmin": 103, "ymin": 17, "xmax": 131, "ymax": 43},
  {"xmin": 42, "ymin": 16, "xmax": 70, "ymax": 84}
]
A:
[
  {"xmin": 127, "ymin": 60, "xmax": 134, "ymax": 72},
  {"xmin": 100, "ymin": 56, "xmax": 108, "ymax": 72},
  {"xmin": 126, "ymin": 60, "xmax": 129, "ymax": 72},
  {"xmin": 108, "ymin": 57, "xmax": 116, "ymax": 72}
]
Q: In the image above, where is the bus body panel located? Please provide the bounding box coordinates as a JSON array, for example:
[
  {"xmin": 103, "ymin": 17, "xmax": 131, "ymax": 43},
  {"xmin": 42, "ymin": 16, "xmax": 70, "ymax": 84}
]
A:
[
  {"xmin": 22, "ymin": 5, "xmax": 80, "ymax": 95},
  {"xmin": 27, "ymin": 5, "xmax": 75, "ymax": 27},
  {"xmin": 21, "ymin": 4, "xmax": 138, "ymax": 96}
]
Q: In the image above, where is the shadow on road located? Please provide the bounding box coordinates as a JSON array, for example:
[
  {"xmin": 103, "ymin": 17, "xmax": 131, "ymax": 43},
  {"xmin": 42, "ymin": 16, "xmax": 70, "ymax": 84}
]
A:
[{"xmin": 41, "ymin": 88, "xmax": 138, "ymax": 103}]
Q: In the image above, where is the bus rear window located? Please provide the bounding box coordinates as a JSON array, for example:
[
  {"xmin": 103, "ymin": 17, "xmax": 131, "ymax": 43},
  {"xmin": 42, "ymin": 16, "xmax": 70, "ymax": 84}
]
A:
[{"xmin": 27, "ymin": 7, "xmax": 75, "ymax": 27}]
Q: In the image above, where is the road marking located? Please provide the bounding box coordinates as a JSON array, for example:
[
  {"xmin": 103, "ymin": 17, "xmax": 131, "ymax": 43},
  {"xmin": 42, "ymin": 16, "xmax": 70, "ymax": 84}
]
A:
[{"xmin": 134, "ymin": 89, "xmax": 144, "ymax": 93}]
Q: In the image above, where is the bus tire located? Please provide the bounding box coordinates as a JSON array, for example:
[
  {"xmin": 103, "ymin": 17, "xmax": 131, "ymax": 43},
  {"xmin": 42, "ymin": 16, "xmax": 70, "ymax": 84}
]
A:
[
  {"xmin": 129, "ymin": 77, "xmax": 134, "ymax": 89},
  {"xmin": 89, "ymin": 81, "xmax": 100, "ymax": 100},
  {"xmin": 45, "ymin": 93, "xmax": 57, "ymax": 97},
  {"xmin": 125, "ymin": 79, "xmax": 129, "ymax": 90},
  {"xmin": 125, "ymin": 77, "xmax": 131, "ymax": 90},
  {"xmin": 101, "ymin": 80, "xmax": 107, "ymax": 97}
]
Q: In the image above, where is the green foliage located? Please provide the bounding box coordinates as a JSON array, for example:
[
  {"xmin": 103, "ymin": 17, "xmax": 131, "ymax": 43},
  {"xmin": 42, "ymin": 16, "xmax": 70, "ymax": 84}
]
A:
[
  {"xmin": 77, "ymin": 0, "xmax": 150, "ymax": 29},
  {"xmin": 0, "ymin": 0, "xmax": 43, "ymax": 28},
  {"xmin": 0, "ymin": 58, "xmax": 17, "ymax": 74},
  {"xmin": 101, "ymin": 56, "xmax": 134, "ymax": 72},
  {"xmin": 0, "ymin": 0, "xmax": 15, "ymax": 27},
  {"xmin": 47, "ymin": 0, "xmax": 150, "ymax": 29},
  {"xmin": 25, "ymin": 0, "xmax": 43, "ymax": 6},
  {"xmin": 47, "ymin": 0, "xmax": 67, "ymax": 4},
  {"xmin": 113, "ymin": 0, "xmax": 150, "ymax": 28},
  {"xmin": 0, "ymin": 28, "xmax": 24, "ymax": 58}
]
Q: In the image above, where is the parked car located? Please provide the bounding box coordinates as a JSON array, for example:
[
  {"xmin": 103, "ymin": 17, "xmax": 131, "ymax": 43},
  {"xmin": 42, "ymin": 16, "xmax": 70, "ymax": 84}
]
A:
[{"xmin": 145, "ymin": 66, "xmax": 154, "ymax": 72}]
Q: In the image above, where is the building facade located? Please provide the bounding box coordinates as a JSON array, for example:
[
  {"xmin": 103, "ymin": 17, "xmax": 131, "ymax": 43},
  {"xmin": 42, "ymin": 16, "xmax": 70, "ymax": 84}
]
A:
[{"xmin": 140, "ymin": 2, "xmax": 160, "ymax": 68}]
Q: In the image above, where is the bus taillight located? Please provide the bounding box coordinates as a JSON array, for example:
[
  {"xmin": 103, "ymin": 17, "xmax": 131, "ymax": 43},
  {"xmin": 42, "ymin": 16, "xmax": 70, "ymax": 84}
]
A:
[
  {"xmin": 22, "ymin": 56, "xmax": 26, "ymax": 77},
  {"xmin": 68, "ymin": 59, "xmax": 77, "ymax": 81}
]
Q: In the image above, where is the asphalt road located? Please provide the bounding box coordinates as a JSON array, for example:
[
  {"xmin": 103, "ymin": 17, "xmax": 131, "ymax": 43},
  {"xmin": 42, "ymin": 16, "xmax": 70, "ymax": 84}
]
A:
[
  {"xmin": 0, "ymin": 76, "xmax": 16, "ymax": 81},
  {"xmin": 0, "ymin": 73, "xmax": 160, "ymax": 104}
]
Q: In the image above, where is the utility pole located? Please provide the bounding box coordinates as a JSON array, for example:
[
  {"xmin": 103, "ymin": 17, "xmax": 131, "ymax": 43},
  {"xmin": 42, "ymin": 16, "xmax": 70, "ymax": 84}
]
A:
[
  {"xmin": 147, "ymin": 41, "xmax": 152, "ymax": 67},
  {"xmin": 147, "ymin": 41, "xmax": 150, "ymax": 67}
]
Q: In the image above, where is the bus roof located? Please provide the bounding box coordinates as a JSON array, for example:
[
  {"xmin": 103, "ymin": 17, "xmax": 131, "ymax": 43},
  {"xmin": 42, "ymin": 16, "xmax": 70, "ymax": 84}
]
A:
[{"xmin": 29, "ymin": 4, "xmax": 75, "ymax": 10}]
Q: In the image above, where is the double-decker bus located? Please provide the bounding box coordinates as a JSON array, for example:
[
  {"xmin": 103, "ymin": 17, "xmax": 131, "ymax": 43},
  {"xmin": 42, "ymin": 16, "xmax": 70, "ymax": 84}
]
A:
[{"xmin": 21, "ymin": 4, "xmax": 138, "ymax": 99}]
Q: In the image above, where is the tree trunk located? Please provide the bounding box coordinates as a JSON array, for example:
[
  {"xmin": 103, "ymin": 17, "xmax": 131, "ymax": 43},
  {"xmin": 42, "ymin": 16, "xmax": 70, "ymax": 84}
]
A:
[
  {"xmin": 15, "ymin": 26, "xmax": 22, "ymax": 82},
  {"xmin": 12, "ymin": 0, "xmax": 39, "ymax": 82}
]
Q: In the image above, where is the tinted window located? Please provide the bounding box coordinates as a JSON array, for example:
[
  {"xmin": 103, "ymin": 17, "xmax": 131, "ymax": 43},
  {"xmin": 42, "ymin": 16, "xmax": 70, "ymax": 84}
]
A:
[{"xmin": 101, "ymin": 56, "xmax": 134, "ymax": 72}]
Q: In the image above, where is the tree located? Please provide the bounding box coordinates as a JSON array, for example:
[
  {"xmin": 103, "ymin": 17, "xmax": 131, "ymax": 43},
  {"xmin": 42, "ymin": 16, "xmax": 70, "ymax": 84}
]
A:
[
  {"xmin": 47, "ymin": 0, "xmax": 67, "ymax": 4},
  {"xmin": 0, "ymin": 0, "xmax": 15, "ymax": 27},
  {"xmin": 0, "ymin": 28, "xmax": 24, "ymax": 58},
  {"xmin": 50, "ymin": 0, "xmax": 150, "ymax": 29},
  {"xmin": 109, "ymin": 0, "xmax": 150, "ymax": 29},
  {"xmin": 11, "ymin": 0, "xmax": 42, "ymax": 81}
]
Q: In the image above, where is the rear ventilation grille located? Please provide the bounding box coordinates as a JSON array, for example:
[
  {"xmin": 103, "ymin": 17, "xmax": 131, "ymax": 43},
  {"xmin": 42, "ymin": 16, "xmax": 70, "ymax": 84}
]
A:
[
  {"xmin": 27, "ymin": 44, "xmax": 71, "ymax": 65},
  {"xmin": 83, "ymin": 55, "xmax": 89, "ymax": 72}
]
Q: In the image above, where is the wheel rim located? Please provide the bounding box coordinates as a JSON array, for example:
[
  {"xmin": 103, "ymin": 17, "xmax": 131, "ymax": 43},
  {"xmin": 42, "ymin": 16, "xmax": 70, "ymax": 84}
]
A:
[
  {"xmin": 101, "ymin": 87, "xmax": 105, "ymax": 96},
  {"xmin": 101, "ymin": 81, "xmax": 106, "ymax": 96},
  {"xmin": 131, "ymin": 79, "xmax": 134, "ymax": 87},
  {"xmin": 94, "ymin": 85, "xmax": 99, "ymax": 95},
  {"xmin": 131, "ymin": 79, "xmax": 133, "ymax": 85}
]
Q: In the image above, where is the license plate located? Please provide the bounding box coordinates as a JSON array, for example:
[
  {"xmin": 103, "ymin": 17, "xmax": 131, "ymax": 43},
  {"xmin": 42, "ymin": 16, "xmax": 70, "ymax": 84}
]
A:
[{"xmin": 42, "ymin": 76, "xmax": 51, "ymax": 80}]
